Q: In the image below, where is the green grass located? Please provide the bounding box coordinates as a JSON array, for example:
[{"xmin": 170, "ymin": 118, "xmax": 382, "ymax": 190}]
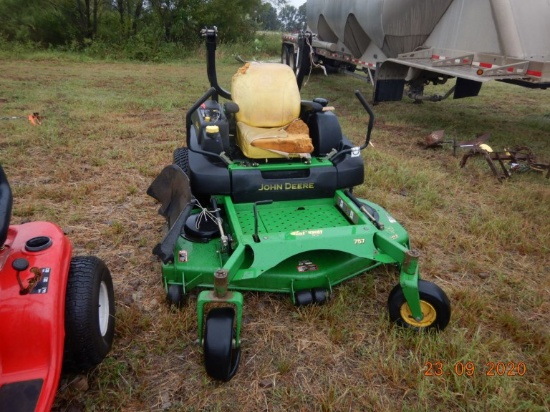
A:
[{"xmin": 1, "ymin": 49, "xmax": 549, "ymax": 411}]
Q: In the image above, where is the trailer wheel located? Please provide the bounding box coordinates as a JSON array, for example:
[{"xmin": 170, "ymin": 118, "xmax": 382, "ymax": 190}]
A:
[
  {"xmin": 63, "ymin": 256, "xmax": 115, "ymax": 372},
  {"xmin": 387, "ymin": 280, "xmax": 450, "ymax": 331},
  {"xmin": 203, "ymin": 307, "xmax": 240, "ymax": 381},
  {"xmin": 289, "ymin": 52, "xmax": 297, "ymax": 73},
  {"xmin": 281, "ymin": 45, "xmax": 287, "ymax": 64},
  {"xmin": 281, "ymin": 44, "xmax": 296, "ymax": 72}
]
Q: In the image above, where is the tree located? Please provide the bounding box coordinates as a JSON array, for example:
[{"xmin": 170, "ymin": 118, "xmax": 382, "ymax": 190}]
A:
[
  {"xmin": 113, "ymin": 0, "xmax": 144, "ymax": 36},
  {"xmin": 278, "ymin": 4, "xmax": 305, "ymax": 33},
  {"xmin": 255, "ymin": 2, "xmax": 280, "ymax": 31},
  {"xmin": 195, "ymin": 0, "xmax": 262, "ymax": 43},
  {"xmin": 297, "ymin": 3, "xmax": 306, "ymax": 28},
  {"xmin": 263, "ymin": 0, "xmax": 287, "ymax": 8},
  {"xmin": 0, "ymin": 0, "xmax": 104, "ymax": 45},
  {"xmin": 0, "ymin": 0, "xmax": 272, "ymax": 52}
]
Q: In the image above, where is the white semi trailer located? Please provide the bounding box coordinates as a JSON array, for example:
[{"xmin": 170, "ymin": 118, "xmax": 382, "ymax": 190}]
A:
[{"xmin": 282, "ymin": 0, "xmax": 550, "ymax": 102}]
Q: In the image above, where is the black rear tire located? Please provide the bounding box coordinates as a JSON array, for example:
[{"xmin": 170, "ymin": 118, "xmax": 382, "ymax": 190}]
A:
[
  {"xmin": 63, "ymin": 256, "xmax": 115, "ymax": 372},
  {"xmin": 173, "ymin": 147, "xmax": 211, "ymax": 207},
  {"xmin": 173, "ymin": 147, "xmax": 189, "ymax": 175}
]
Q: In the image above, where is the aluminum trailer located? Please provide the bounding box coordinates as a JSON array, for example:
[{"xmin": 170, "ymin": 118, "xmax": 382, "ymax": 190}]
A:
[{"xmin": 282, "ymin": 0, "xmax": 550, "ymax": 102}]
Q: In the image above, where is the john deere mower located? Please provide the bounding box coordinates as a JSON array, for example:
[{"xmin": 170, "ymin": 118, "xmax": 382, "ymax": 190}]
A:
[{"xmin": 148, "ymin": 28, "xmax": 451, "ymax": 382}]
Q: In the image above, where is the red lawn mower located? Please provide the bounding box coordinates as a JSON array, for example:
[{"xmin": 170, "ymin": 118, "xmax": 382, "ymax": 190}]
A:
[{"xmin": 0, "ymin": 165, "xmax": 115, "ymax": 412}]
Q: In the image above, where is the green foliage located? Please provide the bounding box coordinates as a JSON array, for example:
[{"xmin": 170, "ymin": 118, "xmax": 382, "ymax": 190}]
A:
[
  {"xmin": 0, "ymin": 0, "xmax": 280, "ymax": 59},
  {"xmin": 279, "ymin": 3, "xmax": 306, "ymax": 32},
  {"xmin": 194, "ymin": 0, "xmax": 261, "ymax": 43},
  {"xmin": 0, "ymin": 0, "xmax": 309, "ymax": 61},
  {"xmin": 214, "ymin": 31, "xmax": 282, "ymax": 62},
  {"xmin": 0, "ymin": 0, "xmax": 59, "ymax": 43},
  {"xmin": 255, "ymin": 2, "xmax": 281, "ymax": 31}
]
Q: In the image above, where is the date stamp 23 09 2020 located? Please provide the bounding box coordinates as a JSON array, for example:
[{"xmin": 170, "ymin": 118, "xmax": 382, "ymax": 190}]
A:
[{"xmin": 424, "ymin": 361, "xmax": 527, "ymax": 377}]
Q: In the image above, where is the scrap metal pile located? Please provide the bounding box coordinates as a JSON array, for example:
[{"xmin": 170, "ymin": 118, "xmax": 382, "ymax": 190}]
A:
[{"xmin": 421, "ymin": 130, "xmax": 550, "ymax": 181}]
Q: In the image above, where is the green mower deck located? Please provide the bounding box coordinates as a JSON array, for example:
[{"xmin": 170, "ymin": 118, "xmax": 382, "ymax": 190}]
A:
[{"xmin": 162, "ymin": 191, "xmax": 415, "ymax": 298}]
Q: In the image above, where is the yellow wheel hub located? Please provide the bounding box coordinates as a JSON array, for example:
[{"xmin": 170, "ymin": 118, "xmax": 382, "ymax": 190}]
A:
[{"xmin": 400, "ymin": 300, "xmax": 436, "ymax": 328}]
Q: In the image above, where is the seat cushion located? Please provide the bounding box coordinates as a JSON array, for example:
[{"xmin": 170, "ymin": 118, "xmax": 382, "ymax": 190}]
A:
[
  {"xmin": 237, "ymin": 119, "xmax": 313, "ymax": 158},
  {"xmin": 232, "ymin": 62, "xmax": 301, "ymax": 128}
]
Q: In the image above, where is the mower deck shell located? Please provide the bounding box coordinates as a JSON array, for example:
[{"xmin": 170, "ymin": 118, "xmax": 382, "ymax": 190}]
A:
[
  {"xmin": 162, "ymin": 191, "xmax": 410, "ymax": 294},
  {"xmin": 0, "ymin": 222, "xmax": 72, "ymax": 412}
]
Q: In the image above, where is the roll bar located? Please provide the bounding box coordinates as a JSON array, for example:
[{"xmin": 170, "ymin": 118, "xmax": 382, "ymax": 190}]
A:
[
  {"xmin": 328, "ymin": 90, "xmax": 375, "ymax": 162},
  {"xmin": 201, "ymin": 27, "xmax": 232, "ymax": 101}
]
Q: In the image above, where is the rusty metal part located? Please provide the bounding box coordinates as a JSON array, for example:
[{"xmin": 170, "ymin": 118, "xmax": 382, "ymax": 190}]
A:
[
  {"xmin": 527, "ymin": 162, "xmax": 550, "ymax": 178},
  {"xmin": 456, "ymin": 132, "xmax": 491, "ymax": 149},
  {"xmin": 423, "ymin": 130, "xmax": 445, "ymax": 148},
  {"xmin": 16, "ymin": 267, "xmax": 43, "ymax": 295},
  {"xmin": 214, "ymin": 269, "xmax": 229, "ymax": 298},
  {"xmin": 403, "ymin": 249, "xmax": 420, "ymax": 275},
  {"xmin": 421, "ymin": 130, "xmax": 458, "ymax": 151},
  {"xmin": 460, "ymin": 143, "xmax": 548, "ymax": 181}
]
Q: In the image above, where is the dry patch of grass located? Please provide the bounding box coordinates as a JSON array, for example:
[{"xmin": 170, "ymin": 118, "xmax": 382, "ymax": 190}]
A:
[{"xmin": 1, "ymin": 57, "xmax": 549, "ymax": 411}]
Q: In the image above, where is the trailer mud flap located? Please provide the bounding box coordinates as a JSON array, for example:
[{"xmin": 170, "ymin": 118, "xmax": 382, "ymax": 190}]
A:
[
  {"xmin": 147, "ymin": 164, "xmax": 195, "ymax": 263},
  {"xmin": 453, "ymin": 77, "xmax": 482, "ymax": 99},
  {"xmin": 373, "ymin": 61, "xmax": 409, "ymax": 102}
]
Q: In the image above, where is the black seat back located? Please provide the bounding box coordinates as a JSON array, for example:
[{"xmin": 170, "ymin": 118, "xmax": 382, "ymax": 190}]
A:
[{"xmin": 0, "ymin": 165, "xmax": 13, "ymax": 246}]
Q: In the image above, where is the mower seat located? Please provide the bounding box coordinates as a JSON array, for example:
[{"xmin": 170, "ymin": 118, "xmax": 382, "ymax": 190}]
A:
[
  {"xmin": 231, "ymin": 62, "xmax": 313, "ymax": 159},
  {"xmin": 0, "ymin": 165, "xmax": 13, "ymax": 247}
]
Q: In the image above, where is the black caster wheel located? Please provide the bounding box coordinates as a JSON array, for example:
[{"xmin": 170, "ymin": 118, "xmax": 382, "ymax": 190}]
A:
[
  {"xmin": 167, "ymin": 284, "xmax": 184, "ymax": 308},
  {"xmin": 204, "ymin": 307, "xmax": 240, "ymax": 381}
]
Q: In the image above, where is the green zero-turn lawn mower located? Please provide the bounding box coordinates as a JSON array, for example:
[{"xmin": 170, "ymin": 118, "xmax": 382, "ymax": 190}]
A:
[{"xmin": 147, "ymin": 28, "xmax": 451, "ymax": 382}]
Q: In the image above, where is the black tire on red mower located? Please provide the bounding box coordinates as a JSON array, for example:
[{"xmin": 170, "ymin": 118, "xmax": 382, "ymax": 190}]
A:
[
  {"xmin": 387, "ymin": 280, "xmax": 451, "ymax": 332},
  {"xmin": 203, "ymin": 307, "xmax": 240, "ymax": 382},
  {"xmin": 63, "ymin": 256, "xmax": 115, "ymax": 373},
  {"xmin": 167, "ymin": 284, "xmax": 184, "ymax": 308}
]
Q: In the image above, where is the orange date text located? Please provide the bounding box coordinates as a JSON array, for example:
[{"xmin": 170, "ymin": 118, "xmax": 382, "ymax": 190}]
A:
[{"xmin": 424, "ymin": 361, "xmax": 527, "ymax": 377}]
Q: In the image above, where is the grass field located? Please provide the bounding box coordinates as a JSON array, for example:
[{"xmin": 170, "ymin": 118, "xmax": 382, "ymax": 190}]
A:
[{"xmin": 1, "ymin": 50, "xmax": 549, "ymax": 411}]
